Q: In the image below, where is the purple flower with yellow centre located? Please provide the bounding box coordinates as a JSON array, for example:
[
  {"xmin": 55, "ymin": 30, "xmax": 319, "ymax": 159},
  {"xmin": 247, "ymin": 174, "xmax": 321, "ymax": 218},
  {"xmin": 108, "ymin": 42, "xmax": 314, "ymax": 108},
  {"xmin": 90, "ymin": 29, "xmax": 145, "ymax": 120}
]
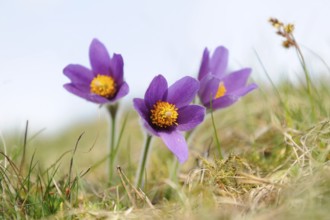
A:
[
  {"xmin": 133, "ymin": 75, "xmax": 205, "ymax": 163},
  {"xmin": 198, "ymin": 46, "xmax": 257, "ymax": 109},
  {"xmin": 63, "ymin": 39, "xmax": 129, "ymax": 104}
]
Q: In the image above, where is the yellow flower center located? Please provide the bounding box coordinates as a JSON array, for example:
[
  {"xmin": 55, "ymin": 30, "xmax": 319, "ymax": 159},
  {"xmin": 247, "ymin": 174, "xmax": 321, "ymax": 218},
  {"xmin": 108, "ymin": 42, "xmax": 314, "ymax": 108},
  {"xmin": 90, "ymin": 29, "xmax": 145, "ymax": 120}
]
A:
[
  {"xmin": 214, "ymin": 82, "xmax": 227, "ymax": 99},
  {"xmin": 90, "ymin": 75, "xmax": 116, "ymax": 98},
  {"xmin": 150, "ymin": 101, "xmax": 178, "ymax": 128}
]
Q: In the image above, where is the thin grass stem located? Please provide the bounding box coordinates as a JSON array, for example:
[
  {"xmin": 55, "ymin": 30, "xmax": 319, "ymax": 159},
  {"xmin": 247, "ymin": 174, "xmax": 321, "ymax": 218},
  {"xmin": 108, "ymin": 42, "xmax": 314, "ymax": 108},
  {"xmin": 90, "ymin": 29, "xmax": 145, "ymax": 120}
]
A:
[
  {"xmin": 19, "ymin": 121, "xmax": 29, "ymax": 174},
  {"xmin": 291, "ymin": 35, "xmax": 317, "ymax": 118},
  {"xmin": 254, "ymin": 49, "xmax": 285, "ymax": 107},
  {"xmin": 0, "ymin": 129, "xmax": 8, "ymax": 168}
]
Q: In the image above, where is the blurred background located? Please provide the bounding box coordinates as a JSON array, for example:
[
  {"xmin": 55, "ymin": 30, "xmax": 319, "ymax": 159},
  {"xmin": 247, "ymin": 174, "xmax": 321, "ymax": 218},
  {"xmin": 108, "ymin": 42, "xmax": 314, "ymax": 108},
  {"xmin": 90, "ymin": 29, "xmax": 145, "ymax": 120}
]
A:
[{"xmin": 1, "ymin": 0, "xmax": 330, "ymax": 134}]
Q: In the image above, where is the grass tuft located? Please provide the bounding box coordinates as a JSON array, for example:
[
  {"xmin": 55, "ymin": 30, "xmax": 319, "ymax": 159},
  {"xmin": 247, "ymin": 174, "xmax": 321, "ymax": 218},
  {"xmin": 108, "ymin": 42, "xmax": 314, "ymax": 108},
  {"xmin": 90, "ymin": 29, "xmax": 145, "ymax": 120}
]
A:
[{"xmin": 1, "ymin": 73, "xmax": 330, "ymax": 219}]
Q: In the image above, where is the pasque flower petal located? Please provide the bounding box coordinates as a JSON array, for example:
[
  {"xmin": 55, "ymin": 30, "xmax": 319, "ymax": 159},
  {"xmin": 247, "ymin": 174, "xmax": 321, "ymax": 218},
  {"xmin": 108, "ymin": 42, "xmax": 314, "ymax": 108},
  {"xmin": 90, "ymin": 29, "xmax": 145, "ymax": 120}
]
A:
[
  {"xmin": 167, "ymin": 76, "xmax": 199, "ymax": 108},
  {"xmin": 198, "ymin": 48, "xmax": 210, "ymax": 80},
  {"xmin": 177, "ymin": 105, "xmax": 205, "ymax": 131},
  {"xmin": 110, "ymin": 53, "xmax": 124, "ymax": 84},
  {"xmin": 231, "ymin": 83, "xmax": 258, "ymax": 97},
  {"xmin": 221, "ymin": 68, "xmax": 252, "ymax": 93},
  {"xmin": 89, "ymin": 38, "xmax": 111, "ymax": 75},
  {"xmin": 63, "ymin": 64, "xmax": 94, "ymax": 85},
  {"xmin": 144, "ymin": 75, "xmax": 168, "ymax": 109},
  {"xmin": 207, "ymin": 95, "xmax": 240, "ymax": 109},
  {"xmin": 198, "ymin": 74, "xmax": 220, "ymax": 105},
  {"xmin": 111, "ymin": 82, "xmax": 129, "ymax": 103},
  {"xmin": 210, "ymin": 46, "xmax": 229, "ymax": 78},
  {"xmin": 64, "ymin": 84, "xmax": 109, "ymax": 104},
  {"xmin": 159, "ymin": 131, "xmax": 189, "ymax": 163},
  {"xmin": 133, "ymin": 98, "xmax": 149, "ymax": 122},
  {"xmin": 133, "ymin": 98, "xmax": 160, "ymax": 136}
]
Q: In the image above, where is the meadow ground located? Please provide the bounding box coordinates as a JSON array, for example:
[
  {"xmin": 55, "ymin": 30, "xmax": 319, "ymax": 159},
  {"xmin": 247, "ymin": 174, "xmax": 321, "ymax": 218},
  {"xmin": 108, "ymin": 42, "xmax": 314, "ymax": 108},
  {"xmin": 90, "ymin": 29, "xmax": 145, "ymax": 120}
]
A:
[{"xmin": 1, "ymin": 76, "xmax": 330, "ymax": 219}]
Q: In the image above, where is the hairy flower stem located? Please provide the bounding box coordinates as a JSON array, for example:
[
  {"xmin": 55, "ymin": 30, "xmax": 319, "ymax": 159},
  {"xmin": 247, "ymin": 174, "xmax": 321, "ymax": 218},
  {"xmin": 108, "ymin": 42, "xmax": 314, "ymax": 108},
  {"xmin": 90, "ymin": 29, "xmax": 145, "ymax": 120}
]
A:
[
  {"xmin": 109, "ymin": 116, "xmax": 116, "ymax": 182},
  {"xmin": 107, "ymin": 104, "xmax": 118, "ymax": 184},
  {"xmin": 170, "ymin": 160, "xmax": 179, "ymax": 182},
  {"xmin": 210, "ymin": 99, "xmax": 223, "ymax": 159},
  {"xmin": 135, "ymin": 135, "xmax": 152, "ymax": 189},
  {"xmin": 210, "ymin": 110, "xmax": 223, "ymax": 159}
]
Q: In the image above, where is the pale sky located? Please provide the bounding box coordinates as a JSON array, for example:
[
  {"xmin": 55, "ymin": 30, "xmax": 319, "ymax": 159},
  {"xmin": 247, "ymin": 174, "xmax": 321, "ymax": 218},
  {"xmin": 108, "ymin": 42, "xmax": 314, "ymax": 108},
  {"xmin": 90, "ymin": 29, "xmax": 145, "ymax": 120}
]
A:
[{"xmin": 1, "ymin": 0, "xmax": 330, "ymax": 134}]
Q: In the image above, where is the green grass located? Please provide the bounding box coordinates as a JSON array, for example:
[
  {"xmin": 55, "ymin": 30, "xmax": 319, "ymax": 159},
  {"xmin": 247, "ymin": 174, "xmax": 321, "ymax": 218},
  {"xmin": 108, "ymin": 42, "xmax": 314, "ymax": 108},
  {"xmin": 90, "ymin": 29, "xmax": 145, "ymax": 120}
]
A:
[{"xmin": 1, "ymin": 76, "xmax": 330, "ymax": 219}]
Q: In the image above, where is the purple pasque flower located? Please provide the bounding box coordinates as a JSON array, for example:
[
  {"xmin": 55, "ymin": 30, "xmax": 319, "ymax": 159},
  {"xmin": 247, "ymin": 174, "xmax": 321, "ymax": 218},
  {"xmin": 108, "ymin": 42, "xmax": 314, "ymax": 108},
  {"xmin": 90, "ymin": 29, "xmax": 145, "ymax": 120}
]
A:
[
  {"xmin": 133, "ymin": 75, "xmax": 205, "ymax": 163},
  {"xmin": 198, "ymin": 46, "xmax": 257, "ymax": 110},
  {"xmin": 63, "ymin": 39, "xmax": 129, "ymax": 104}
]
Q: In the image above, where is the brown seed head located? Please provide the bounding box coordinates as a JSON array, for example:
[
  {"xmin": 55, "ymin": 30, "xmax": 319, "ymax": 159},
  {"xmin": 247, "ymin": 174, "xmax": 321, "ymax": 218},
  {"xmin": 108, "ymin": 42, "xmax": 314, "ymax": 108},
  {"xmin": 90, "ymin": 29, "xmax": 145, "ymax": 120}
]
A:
[
  {"xmin": 282, "ymin": 40, "xmax": 293, "ymax": 48},
  {"xmin": 284, "ymin": 24, "xmax": 295, "ymax": 34}
]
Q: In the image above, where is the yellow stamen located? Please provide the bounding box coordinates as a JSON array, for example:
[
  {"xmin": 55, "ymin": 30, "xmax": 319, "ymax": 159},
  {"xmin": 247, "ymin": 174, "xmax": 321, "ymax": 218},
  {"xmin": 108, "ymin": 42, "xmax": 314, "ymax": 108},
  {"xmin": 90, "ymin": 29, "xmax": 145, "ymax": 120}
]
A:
[
  {"xmin": 150, "ymin": 101, "xmax": 178, "ymax": 128},
  {"xmin": 90, "ymin": 75, "xmax": 116, "ymax": 98},
  {"xmin": 215, "ymin": 82, "xmax": 227, "ymax": 99}
]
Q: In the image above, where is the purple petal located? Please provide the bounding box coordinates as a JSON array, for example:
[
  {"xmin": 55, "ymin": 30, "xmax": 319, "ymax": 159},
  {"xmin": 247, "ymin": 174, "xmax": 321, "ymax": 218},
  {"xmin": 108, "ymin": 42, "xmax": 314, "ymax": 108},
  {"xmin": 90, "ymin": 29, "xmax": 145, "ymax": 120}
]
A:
[
  {"xmin": 64, "ymin": 83, "xmax": 109, "ymax": 104},
  {"xmin": 133, "ymin": 98, "xmax": 159, "ymax": 136},
  {"xmin": 198, "ymin": 48, "xmax": 210, "ymax": 80},
  {"xmin": 64, "ymin": 83, "xmax": 89, "ymax": 100},
  {"xmin": 111, "ymin": 82, "xmax": 129, "ymax": 102},
  {"xmin": 210, "ymin": 46, "xmax": 229, "ymax": 78},
  {"xmin": 177, "ymin": 105, "xmax": 205, "ymax": 131},
  {"xmin": 63, "ymin": 64, "xmax": 94, "ymax": 86},
  {"xmin": 87, "ymin": 94, "xmax": 111, "ymax": 104},
  {"xmin": 207, "ymin": 95, "xmax": 240, "ymax": 109},
  {"xmin": 167, "ymin": 76, "xmax": 199, "ymax": 108},
  {"xmin": 144, "ymin": 75, "xmax": 168, "ymax": 109},
  {"xmin": 231, "ymin": 83, "xmax": 258, "ymax": 97},
  {"xmin": 142, "ymin": 121, "xmax": 159, "ymax": 136},
  {"xmin": 198, "ymin": 74, "xmax": 220, "ymax": 106},
  {"xmin": 221, "ymin": 68, "xmax": 252, "ymax": 93},
  {"xmin": 109, "ymin": 53, "xmax": 124, "ymax": 84},
  {"xmin": 133, "ymin": 98, "xmax": 149, "ymax": 121},
  {"xmin": 159, "ymin": 130, "xmax": 188, "ymax": 163},
  {"xmin": 204, "ymin": 84, "xmax": 257, "ymax": 110},
  {"xmin": 89, "ymin": 39, "xmax": 111, "ymax": 75}
]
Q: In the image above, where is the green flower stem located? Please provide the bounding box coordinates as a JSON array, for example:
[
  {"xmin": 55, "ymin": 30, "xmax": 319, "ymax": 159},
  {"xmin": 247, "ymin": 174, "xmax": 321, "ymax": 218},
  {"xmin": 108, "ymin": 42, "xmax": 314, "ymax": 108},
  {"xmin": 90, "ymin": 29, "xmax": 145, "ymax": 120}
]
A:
[{"xmin": 135, "ymin": 135, "xmax": 152, "ymax": 189}]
